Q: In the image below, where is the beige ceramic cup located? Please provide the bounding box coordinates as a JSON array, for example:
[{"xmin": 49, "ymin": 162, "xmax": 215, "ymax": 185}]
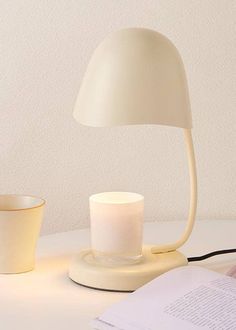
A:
[{"xmin": 0, "ymin": 195, "xmax": 45, "ymax": 273}]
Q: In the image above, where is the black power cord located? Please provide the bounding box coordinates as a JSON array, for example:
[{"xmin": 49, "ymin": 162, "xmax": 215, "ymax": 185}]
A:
[{"xmin": 188, "ymin": 248, "xmax": 236, "ymax": 262}]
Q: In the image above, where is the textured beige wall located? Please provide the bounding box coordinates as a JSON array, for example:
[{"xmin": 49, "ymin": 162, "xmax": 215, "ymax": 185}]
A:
[{"xmin": 1, "ymin": 1, "xmax": 235, "ymax": 234}]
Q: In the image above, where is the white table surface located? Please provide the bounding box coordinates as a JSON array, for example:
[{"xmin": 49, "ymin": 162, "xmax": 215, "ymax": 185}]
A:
[{"xmin": 0, "ymin": 220, "xmax": 235, "ymax": 330}]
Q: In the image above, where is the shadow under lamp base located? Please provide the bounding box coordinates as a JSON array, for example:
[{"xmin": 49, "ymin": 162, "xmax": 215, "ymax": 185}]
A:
[{"xmin": 69, "ymin": 246, "xmax": 187, "ymax": 292}]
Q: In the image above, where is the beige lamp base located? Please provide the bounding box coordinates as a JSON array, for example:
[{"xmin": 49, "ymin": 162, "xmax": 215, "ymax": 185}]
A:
[{"xmin": 69, "ymin": 246, "xmax": 188, "ymax": 292}]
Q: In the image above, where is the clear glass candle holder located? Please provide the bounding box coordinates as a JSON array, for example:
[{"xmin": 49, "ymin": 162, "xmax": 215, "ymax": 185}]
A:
[{"xmin": 90, "ymin": 192, "xmax": 144, "ymax": 266}]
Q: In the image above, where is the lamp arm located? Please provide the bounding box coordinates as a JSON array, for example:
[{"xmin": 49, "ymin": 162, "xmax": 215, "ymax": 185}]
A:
[{"xmin": 151, "ymin": 128, "xmax": 197, "ymax": 254}]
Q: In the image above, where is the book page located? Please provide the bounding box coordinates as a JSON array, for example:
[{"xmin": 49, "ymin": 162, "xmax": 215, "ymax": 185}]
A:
[{"xmin": 91, "ymin": 266, "xmax": 236, "ymax": 330}]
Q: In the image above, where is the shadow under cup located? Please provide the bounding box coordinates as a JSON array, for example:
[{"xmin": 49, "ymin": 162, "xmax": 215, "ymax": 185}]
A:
[{"xmin": 0, "ymin": 195, "xmax": 45, "ymax": 274}]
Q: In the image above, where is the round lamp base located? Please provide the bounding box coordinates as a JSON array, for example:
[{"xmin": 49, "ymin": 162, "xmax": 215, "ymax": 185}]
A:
[{"xmin": 69, "ymin": 246, "xmax": 188, "ymax": 292}]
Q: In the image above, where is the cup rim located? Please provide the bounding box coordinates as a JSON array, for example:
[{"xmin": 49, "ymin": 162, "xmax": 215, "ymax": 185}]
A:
[{"xmin": 0, "ymin": 194, "xmax": 46, "ymax": 211}]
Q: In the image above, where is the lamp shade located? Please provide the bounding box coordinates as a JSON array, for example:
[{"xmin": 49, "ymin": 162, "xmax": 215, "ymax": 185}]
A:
[{"xmin": 73, "ymin": 28, "xmax": 192, "ymax": 128}]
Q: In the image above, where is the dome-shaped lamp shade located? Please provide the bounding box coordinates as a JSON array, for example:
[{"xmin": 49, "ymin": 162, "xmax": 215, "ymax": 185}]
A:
[{"xmin": 73, "ymin": 28, "xmax": 192, "ymax": 128}]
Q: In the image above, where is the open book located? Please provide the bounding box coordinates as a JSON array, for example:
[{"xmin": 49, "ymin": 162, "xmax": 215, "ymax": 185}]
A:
[{"xmin": 91, "ymin": 266, "xmax": 236, "ymax": 330}]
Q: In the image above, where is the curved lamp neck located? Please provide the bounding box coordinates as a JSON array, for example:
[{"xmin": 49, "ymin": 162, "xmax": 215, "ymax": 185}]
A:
[{"xmin": 151, "ymin": 128, "xmax": 197, "ymax": 254}]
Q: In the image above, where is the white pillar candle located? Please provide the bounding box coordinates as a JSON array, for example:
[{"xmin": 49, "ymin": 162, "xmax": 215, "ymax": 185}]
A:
[{"xmin": 90, "ymin": 192, "xmax": 144, "ymax": 265}]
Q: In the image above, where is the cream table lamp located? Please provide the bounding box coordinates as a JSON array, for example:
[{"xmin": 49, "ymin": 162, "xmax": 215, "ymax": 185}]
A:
[{"xmin": 70, "ymin": 28, "xmax": 197, "ymax": 291}]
